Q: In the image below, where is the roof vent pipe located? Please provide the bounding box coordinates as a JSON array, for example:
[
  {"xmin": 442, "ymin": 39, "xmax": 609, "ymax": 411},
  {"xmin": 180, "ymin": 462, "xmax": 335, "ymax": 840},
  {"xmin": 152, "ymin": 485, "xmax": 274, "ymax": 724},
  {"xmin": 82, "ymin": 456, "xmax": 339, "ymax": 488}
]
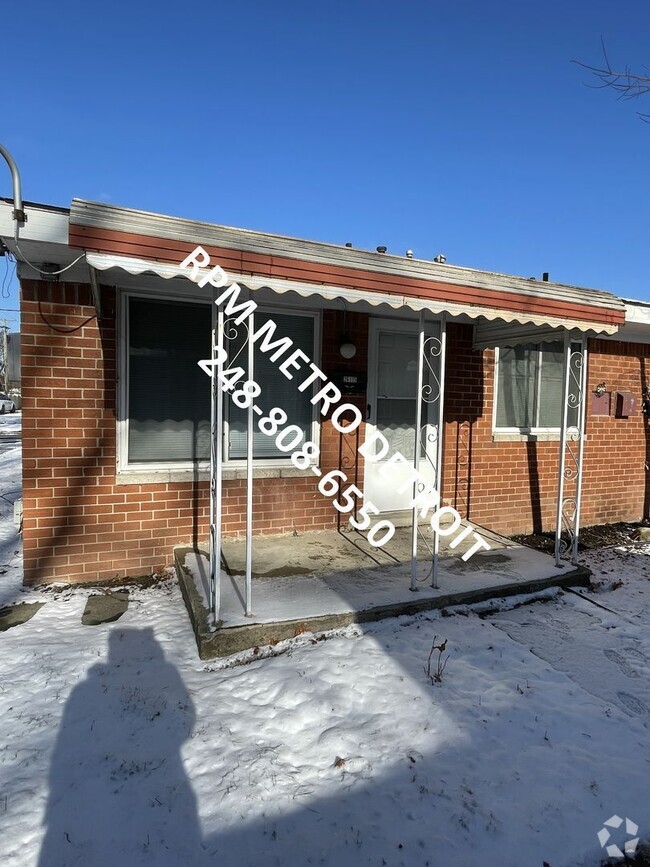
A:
[
  {"xmin": 0, "ymin": 144, "xmax": 25, "ymax": 240},
  {"xmin": 542, "ymin": 272, "xmax": 549, "ymax": 282}
]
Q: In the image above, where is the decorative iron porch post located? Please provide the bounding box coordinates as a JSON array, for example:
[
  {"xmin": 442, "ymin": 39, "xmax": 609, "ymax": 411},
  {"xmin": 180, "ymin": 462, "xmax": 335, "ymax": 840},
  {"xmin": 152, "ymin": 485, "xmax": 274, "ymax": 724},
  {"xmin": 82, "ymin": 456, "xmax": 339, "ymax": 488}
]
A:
[
  {"xmin": 554, "ymin": 333, "xmax": 588, "ymax": 567},
  {"xmin": 410, "ymin": 313, "xmax": 446, "ymax": 590},
  {"xmin": 410, "ymin": 312, "xmax": 426, "ymax": 591},
  {"xmin": 431, "ymin": 314, "xmax": 447, "ymax": 588},
  {"xmin": 210, "ymin": 306, "xmax": 225, "ymax": 624},
  {"xmin": 245, "ymin": 312, "xmax": 254, "ymax": 616}
]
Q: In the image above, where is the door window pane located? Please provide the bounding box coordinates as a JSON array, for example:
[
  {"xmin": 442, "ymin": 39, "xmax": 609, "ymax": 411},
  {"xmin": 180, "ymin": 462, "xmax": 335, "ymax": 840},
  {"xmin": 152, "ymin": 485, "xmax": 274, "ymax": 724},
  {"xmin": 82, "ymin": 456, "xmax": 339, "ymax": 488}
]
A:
[
  {"xmin": 377, "ymin": 332, "xmax": 419, "ymax": 397},
  {"xmin": 375, "ymin": 332, "xmax": 418, "ymax": 459}
]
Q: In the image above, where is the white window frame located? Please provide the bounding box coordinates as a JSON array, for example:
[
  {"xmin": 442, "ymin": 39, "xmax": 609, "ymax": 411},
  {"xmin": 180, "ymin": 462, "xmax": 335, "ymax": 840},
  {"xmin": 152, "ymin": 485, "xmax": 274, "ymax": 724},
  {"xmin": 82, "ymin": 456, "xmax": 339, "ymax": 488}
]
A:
[
  {"xmin": 221, "ymin": 306, "xmax": 321, "ymax": 466},
  {"xmin": 492, "ymin": 341, "xmax": 578, "ymax": 435},
  {"xmin": 117, "ymin": 289, "xmax": 321, "ymax": 473}
]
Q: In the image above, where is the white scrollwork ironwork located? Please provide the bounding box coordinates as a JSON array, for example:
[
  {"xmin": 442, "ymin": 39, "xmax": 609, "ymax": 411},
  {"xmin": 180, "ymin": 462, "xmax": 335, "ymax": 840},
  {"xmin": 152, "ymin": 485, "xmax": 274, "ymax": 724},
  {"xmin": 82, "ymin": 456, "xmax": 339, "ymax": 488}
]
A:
[
  {"xmin": 556, "ymin": 346, "xmax": 586, "ymax": 564},
  {"xmin": 420, "ymin": 427, "xmax": 439, "ymax": 489},
  {"xmin": 414, "ymin": 332, "xmax": 445, "ymax": 583},
  {"xmin": 567, "ymin": 351, "xmax": 584, "ymax": 408},
  {"xmin": 421, "ymin": 336, "xmax": 442, "ymax": 405},
  {"xmin": 417, "ymin": 335, "xmax": 442, "ymax": 483},
  {"xmin": 222, "ymin": 317, "xmax": 251, "ymax": 367},
  {"xmin": 559, "ymin": 497, "xmax": 578, "ymax": 555},
  {"xmin": 563, "ymin": 427, "xmax": 580, "ymax": 482},
  {"xmin": 454, "ymin": 419, "xmax": 471, "ymax": 519}
]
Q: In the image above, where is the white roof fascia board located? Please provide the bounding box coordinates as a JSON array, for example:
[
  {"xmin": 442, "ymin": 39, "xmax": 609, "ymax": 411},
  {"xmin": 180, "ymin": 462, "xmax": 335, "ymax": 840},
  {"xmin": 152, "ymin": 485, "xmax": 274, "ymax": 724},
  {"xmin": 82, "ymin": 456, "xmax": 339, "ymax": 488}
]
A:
[
  {"xmin": 0, "ymin": 200, "xmax": 69, "ymax": 246},
  {"xmin": 0, "ymin": 203, "xmax": 90, "ymax": 282}
]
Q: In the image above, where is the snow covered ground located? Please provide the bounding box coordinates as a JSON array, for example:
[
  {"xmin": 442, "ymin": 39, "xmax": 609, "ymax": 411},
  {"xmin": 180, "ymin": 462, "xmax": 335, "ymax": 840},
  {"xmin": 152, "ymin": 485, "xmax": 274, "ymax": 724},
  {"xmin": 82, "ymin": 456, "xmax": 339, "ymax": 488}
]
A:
[
  {"xmin": 0, "ymin": 437, "xmax": 648, "ymax": 867},
  {"xmin": 0, "ymin": 415, "xmax": 23, "ymax": 605},
  {"xmin": 0, "ymin": 408, "xmax": 21, "ymax": 435}
]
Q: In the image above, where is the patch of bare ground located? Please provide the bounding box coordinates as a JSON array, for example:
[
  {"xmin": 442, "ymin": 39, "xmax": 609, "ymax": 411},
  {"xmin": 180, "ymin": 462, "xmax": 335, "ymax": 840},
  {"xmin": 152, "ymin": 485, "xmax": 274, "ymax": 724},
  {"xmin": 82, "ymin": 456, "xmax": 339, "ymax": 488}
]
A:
[
  {"xmin": 37, "ymin": 570, "xmax": 173, "ymax": 595},
  {"xmin": 511, "ymin": 521, "xmax": 650, "ymax": 555}
]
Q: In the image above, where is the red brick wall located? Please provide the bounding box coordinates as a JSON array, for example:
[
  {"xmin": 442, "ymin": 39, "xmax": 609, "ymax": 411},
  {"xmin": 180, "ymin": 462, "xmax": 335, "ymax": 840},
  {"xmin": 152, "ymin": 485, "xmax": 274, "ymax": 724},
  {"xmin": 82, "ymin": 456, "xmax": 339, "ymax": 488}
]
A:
[
  {"xmin": 20, "ymin": 280, "xmax": 650, "ymax": 584},
  {"xmin": 581, "ymin": 339, "xmax": 650, "ymax": 527},
  {"xmin": 441, "ymin": 323, "xmax": 566, "ymax": 535},
  {"xmin": 442, "ymin": 326, "xmax": 650, "ymax": 535},
  {"xmin": 20, "ymin": 284, "xmax": 369, "ymax": 584}
]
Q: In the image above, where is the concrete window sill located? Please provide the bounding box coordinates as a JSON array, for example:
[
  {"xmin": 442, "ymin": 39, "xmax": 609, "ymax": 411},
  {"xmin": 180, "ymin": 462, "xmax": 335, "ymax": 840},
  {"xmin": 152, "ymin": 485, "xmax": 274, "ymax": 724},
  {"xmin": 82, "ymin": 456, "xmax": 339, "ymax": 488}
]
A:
[
  {"xmin": 116, "ymin": 466, "xmax": 316, "ymax": 485},
  {"xmin": 492, "ymin": 432, "xmax": 588, "ymax": 443}
]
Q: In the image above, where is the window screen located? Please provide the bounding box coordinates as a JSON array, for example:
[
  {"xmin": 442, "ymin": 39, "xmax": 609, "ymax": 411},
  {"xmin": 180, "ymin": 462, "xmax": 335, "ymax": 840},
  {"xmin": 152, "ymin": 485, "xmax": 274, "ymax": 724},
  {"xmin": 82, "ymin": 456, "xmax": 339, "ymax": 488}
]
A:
[
  {"xmin": 128, "ymin": 297, "xmax": 211, "ymax": 462},
  {"xmin": 228, "ymin": 312, "xmax": 316, "ymax": 459},
  {"xmin": 495, "ymin": 344, "xmax": 539, "ymax": 428},
  {"xmin": 496, "ymin": 342, "xmax": 580, "ymax": 429},
  {"xmin": 537, "ymin": 344, "xmax": 565, "ymax": 426}
]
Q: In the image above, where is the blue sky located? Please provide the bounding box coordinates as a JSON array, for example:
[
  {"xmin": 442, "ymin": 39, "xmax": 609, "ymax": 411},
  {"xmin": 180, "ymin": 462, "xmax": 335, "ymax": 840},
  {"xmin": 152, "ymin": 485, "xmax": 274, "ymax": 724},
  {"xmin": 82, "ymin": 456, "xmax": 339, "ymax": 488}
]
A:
[{"xmin": 2, "ymin": 0, "xmax": 650, "ymax": 326}]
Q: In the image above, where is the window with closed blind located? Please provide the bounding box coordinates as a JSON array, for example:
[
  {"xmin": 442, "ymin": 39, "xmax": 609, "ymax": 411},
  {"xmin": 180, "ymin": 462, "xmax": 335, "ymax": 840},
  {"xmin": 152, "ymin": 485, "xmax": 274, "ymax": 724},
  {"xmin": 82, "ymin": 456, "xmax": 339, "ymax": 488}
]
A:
[
  {"xmin": 125, "ymin": 296, "xmax": 318, "ymax": 465},
  {"xmin": 226, "ymin": 311, "xmax": 318, "ymax": 459},
  {"xmin": 494, "ymin": 342, "xmax": 580, "ymax": 431},
  {"xmin": 128, "ymin": 296, "xmax": 212, "ymax": 463}
]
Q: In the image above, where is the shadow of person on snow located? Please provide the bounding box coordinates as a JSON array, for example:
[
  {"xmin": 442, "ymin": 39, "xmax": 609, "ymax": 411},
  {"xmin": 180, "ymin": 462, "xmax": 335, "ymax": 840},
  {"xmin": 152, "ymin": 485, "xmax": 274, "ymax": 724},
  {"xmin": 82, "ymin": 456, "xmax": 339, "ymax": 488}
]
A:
[{"xmin": 38, "ymin": 627, "xmax": 205, "ymax": 867}]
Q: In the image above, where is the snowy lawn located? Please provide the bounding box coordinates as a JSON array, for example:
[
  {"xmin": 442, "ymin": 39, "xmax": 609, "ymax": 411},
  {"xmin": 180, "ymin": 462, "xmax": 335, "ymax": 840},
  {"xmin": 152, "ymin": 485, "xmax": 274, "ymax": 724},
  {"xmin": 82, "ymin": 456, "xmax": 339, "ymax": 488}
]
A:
[
  {"xmin": 0, "ymin": 434, "xmax": 22, "ymax": 605},
  {"xmin": 0, "ymin": 408, "xmax": 22, "ymax": 437},
  {"xmin": 0, "ymin": 437, "xmax": 648, "ymax": 866}
]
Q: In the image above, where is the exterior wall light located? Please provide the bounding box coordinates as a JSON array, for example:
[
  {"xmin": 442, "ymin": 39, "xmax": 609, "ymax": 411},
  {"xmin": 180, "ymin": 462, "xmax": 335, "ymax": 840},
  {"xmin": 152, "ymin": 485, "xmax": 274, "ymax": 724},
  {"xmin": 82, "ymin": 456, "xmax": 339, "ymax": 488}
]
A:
[
  {"xmin": 339, "ymin": 341, "xmax": 357, "ymax": 359},
  {"xmin": 594, "ymin": 382, "xmax": 607, "ymax": 397}
]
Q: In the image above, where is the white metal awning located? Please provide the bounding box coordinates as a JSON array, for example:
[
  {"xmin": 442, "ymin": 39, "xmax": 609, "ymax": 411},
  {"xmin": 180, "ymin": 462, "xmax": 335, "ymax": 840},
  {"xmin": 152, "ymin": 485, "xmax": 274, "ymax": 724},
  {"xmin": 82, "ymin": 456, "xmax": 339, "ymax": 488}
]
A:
[
  {"xmin": 473, "ymin": 322, "xmax": 567, "ymax": 348},
  {"xmin": 85, "ymin": 252, "xmax": 620, "ymax": 337}
]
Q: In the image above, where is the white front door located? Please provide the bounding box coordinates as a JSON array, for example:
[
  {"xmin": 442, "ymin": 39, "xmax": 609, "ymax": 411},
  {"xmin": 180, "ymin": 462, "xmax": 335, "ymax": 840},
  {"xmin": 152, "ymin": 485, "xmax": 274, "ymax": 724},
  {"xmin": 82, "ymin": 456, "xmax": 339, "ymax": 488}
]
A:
[{"xmin": 364, "ymin": 319, "xmax": 440, "ymax": 513}]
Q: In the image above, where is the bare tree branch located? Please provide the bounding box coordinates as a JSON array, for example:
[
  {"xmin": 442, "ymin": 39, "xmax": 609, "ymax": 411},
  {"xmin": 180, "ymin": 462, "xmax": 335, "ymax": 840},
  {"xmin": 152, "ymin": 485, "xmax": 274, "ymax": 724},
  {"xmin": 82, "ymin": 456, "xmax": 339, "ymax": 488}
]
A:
[{"xmin": 573, "ymin": 37, "xmax": 650, "ymax": 121}]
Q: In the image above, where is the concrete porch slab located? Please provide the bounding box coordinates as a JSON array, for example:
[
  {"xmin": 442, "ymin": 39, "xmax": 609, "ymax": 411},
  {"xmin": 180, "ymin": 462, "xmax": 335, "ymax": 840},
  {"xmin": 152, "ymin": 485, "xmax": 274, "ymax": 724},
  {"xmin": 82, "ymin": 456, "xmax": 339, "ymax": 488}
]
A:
[{"xmin": 174, "ymin": 524, "xmax": 590, "ymax": 659}]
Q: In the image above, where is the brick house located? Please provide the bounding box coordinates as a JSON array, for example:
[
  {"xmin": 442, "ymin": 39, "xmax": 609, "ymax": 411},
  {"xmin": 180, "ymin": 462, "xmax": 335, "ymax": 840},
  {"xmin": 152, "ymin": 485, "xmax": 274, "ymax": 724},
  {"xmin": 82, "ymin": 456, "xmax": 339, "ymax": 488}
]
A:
[{"xmin": 3, "ymin": 196, "xmax": 649, "ymax": 595}]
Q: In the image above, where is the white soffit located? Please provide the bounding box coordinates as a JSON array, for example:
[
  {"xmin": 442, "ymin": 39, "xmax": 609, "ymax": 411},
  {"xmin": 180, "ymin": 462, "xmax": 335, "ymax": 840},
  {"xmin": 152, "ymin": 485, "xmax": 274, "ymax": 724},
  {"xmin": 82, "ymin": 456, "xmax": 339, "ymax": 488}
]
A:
[
  {"xmin": 595, "ymin": 300, "xmax": 650, "ymax": 344},
  {"xmin": 85, "ymin": 252, "xmax": 620, "ymax": 336}
]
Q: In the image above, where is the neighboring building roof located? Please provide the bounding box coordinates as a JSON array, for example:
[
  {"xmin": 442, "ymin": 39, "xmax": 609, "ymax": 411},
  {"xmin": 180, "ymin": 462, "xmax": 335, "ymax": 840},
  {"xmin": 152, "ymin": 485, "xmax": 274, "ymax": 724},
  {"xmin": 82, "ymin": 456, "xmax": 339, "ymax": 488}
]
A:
[{"xmin": 597, "ymin": 298, "xmax": 650, "ymax": 345}]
